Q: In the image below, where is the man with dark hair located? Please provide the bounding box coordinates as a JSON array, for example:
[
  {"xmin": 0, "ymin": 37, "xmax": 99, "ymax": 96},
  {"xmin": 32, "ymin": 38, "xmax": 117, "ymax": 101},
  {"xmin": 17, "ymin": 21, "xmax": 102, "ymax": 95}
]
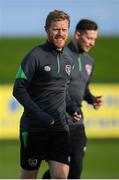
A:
[
  {"xmin": 42, "ymin": 19, "xmax": 102, "ymax": 179},
  {"xmin": 13, "ymin": 10, "xmax": 79, "ymax": 179}
]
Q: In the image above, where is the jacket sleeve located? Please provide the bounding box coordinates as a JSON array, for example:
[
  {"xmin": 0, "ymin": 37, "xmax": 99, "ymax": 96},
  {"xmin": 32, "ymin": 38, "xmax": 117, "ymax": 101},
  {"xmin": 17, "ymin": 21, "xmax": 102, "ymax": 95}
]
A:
[
  {"xmin": 65, "ymin": 88, "xmax": 75, "ymax": 116},
  {"xmin": 65, "ymin": 86, "xmax": 82, "ymax": 116},
  {"xmin": 13, "ymin": 53, "xmax": 54, "ymax": 126},
  {"xmin": 83, "ymin": 60, "xmax": 95, "ymax": 104},
  {"xmin": 83, "ymin": 86, "xmax": 95, "ymax": 104}
]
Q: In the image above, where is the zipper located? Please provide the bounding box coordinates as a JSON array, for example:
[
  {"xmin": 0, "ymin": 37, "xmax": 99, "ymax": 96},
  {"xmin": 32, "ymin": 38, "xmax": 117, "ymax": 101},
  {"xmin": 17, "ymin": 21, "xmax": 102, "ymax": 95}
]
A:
[
  {"xmin": 77, "ymin": 55, "xmax": 82, "ymax": 72},
  {"xmin": 57, "ymin": 53, "xmax": 61, "ymax": 74}
]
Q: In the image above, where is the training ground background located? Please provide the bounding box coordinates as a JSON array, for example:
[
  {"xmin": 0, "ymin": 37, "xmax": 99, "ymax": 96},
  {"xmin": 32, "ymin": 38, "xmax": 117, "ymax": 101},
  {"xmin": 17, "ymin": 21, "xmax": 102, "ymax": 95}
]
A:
[{"xmin": 0, "ymin": 36, "xmax": 119, "ymax": 179}]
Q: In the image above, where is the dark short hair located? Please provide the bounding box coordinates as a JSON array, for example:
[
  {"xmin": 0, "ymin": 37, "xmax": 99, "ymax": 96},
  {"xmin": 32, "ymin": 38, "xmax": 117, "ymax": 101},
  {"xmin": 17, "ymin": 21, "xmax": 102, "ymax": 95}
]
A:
[
  {"xmin": 45, "ymin": 10, "xmax": 70, "ymax": 29},
  {"xmin": 75, "ymin": 19, "xmax": 98, "ymax": 32}
]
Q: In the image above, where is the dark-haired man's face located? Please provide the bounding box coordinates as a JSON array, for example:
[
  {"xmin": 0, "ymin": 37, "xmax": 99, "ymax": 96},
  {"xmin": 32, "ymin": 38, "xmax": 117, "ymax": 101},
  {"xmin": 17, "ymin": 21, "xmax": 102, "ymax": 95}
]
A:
[{"xmin": 78, "ymin": 30, "xmax": 98, "ymax": 52}]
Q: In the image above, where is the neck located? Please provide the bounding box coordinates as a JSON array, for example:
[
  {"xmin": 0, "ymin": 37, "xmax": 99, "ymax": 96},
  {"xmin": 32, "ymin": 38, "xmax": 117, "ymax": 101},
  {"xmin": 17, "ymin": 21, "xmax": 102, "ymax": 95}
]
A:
[
  {"xmin": 47, "ymin": 40, "xmax": 63, "ymax": 51},
  {"xmin": 72, "ymin": 39, "xmax": 78, "ymax": 50},
  {"xmin": 72, "ymin": 39, "xmax": 84, "ymax": 53}
]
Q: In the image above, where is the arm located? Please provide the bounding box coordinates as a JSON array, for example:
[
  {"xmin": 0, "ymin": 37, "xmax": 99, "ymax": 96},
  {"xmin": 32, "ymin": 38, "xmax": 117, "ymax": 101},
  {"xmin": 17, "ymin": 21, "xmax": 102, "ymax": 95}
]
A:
[
  {"xmin": 84, "ymin": 86, "xmax": 102, "ymax": 109},
  {"xmin": 66, "ymin": 88, "xmax": 82, "ymax": 121},
  {"xmin": 83, "ymin": 60, "xmax": 102, "ymax": 109},
  {"xmin": 13, "ymin": 53, "xmax": 54, "ymax": 126}
]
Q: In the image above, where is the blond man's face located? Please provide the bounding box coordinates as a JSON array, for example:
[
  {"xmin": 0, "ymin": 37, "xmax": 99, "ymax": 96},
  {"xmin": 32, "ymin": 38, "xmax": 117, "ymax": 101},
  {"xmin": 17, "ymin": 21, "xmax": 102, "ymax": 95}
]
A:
[{"xmin": 45, "ymin": 20, "xmax": 69, "ymax": 50}]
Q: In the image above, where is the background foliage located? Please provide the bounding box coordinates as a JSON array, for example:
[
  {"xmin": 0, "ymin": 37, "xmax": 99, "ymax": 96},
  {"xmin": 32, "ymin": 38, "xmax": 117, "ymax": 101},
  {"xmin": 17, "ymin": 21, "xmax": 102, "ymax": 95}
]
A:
[{"xmin": 0, "ymin": 36, "xmax": 119, "ymax": 84}]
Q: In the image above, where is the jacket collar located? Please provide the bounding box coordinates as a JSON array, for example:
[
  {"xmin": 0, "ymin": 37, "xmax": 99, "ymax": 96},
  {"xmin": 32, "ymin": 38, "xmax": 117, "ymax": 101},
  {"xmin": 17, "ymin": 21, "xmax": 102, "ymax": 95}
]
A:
[
  {"xmin": 68, "ymin": 41, "xmax": 84, "ymax": 54},
  {"xmin": 46, "ymin": 41, "xmax": 63, "ymax": 54}
]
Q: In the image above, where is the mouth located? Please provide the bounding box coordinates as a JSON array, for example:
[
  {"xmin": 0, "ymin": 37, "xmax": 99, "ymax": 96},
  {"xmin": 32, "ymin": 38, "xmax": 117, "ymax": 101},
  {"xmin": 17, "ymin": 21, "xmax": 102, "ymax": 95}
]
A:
[
  {"xmin": 86, "ymin": 46, "xmax": 91, "ymax": 49},
  {"xmin": 55, "ymin": 36, "xmax": 64, "ymax": 40},
  {"xmin": 55, "ymin": 38, "xmax": 65, "ymax": 44},
  {"xmin": 56, "ymin": 38, "xmax": 64, "ymax": 41}
]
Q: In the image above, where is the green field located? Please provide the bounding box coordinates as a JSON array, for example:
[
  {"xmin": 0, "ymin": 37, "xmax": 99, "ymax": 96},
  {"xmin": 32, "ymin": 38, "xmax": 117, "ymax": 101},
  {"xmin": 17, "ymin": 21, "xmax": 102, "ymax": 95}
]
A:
[
  {"xmin": 0, "ymin": 36, "xmax": 119, "ymax": 83},
  {"xmin": 0, "ymin": 139, "xmax": 119, "ymax": 179}
]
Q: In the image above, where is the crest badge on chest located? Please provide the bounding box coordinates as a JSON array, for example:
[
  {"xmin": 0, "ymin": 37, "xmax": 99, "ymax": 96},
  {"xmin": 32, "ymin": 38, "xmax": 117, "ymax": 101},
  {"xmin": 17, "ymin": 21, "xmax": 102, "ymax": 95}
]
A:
[
  {"xmin": 65, "ymin": 65, "xmax": 71, "ymax": 76},
  {"xmin": 85, "ymin": 64, "xmax": 92, "ymax": 75}
]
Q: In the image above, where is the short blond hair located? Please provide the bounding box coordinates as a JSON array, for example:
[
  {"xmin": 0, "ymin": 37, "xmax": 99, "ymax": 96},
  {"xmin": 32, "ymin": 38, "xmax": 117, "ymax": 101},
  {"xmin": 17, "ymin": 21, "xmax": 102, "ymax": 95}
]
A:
[{"xmin": 45, "ymin": 10, "xmax": 70, "ymax": 29}]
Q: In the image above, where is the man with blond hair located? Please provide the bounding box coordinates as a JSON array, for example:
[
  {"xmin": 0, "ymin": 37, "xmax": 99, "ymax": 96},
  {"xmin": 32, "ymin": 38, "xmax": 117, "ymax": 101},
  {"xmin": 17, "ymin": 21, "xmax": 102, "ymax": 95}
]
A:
[{"xmin": 13, "ymin": 10, "xmax": 79, "ymax": 179}]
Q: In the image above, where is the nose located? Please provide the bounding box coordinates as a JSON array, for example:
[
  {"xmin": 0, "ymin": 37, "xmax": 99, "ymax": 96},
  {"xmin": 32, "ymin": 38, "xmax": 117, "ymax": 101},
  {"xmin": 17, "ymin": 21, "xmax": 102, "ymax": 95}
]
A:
[
  {"xmin": 91, "ymin": 40, "xmax": 95, "ymax": 46},
  {"xmin": 57, "ymin": 29, "xmax": 63, "ymax": 35}
]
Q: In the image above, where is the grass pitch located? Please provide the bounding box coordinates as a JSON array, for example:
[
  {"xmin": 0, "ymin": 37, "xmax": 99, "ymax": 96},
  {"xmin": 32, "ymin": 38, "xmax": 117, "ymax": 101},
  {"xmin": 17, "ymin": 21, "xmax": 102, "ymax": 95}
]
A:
[{"xmin": 0, "ymin": 139, "xmax": 119, "ymax": 179}]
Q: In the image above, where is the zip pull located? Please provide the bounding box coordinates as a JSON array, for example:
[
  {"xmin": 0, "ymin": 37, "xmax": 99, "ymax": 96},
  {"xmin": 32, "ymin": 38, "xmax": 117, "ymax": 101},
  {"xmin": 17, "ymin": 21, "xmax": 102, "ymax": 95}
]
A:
[
  {"xmin": 57, "ymin": 53, "xmax": 61, "ymax": 74},
  {"xmin": 77, "ymin": 55, "xmax": 82, "ymax": 72}
]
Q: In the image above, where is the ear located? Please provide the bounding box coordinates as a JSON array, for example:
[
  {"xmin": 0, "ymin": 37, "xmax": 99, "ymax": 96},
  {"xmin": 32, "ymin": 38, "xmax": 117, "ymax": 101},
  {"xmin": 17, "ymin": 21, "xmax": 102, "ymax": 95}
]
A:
[
  {"xmin": 44, "ymin": 26, "xmax": 48, "ymax": 33},
  {"xmin": 75, "ymin": 31, "xmax": 80, "ymax": 40}
]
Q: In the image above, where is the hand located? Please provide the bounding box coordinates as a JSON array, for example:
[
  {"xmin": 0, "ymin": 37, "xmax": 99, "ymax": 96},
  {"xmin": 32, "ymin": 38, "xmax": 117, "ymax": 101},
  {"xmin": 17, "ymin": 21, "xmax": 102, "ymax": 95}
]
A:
[
  {"xmin": 72, "ymin": 112, "xmax": 82, "ymax": 122},
  {"xmin": 37, "ymin": 111, "xmax": 55, "ymax": 127},
  {"xmin": 93, "ymin": 96, "xmax": 102, "ymax": 110}
]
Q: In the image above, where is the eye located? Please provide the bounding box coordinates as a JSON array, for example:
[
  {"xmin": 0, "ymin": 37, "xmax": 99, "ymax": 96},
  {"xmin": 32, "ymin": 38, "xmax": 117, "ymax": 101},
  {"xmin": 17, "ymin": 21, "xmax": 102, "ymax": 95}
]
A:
[
  {"xmin": 52, "ymin": 28, "xmax": 59, "ymax": 32},
  {"xmin": 62, "ymin": 29, "xmax": 68, "ymax": 32}
]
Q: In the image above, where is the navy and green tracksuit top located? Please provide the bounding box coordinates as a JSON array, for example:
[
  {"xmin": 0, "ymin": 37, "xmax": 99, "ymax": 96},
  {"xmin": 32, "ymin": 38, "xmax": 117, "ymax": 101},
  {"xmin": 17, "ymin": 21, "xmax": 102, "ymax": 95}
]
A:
[
  {"xmin": 13, "ymin": 42, "xmax": 74, "ymax": 132},
  {"xmin": 67, "ymin": 42, "xmax": 95, "ymax": 125}
]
